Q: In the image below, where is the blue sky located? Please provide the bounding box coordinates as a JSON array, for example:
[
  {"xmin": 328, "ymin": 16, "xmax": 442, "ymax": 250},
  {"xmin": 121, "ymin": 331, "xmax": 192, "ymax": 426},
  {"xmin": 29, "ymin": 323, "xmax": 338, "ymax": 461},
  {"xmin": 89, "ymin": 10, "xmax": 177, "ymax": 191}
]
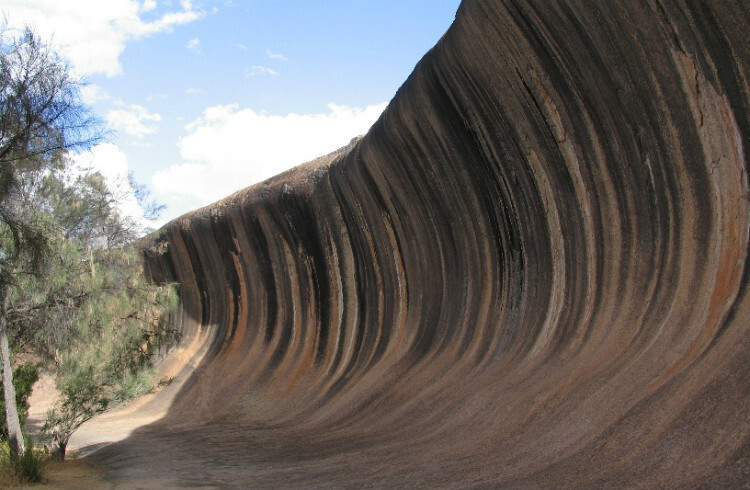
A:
[{"xmin": 4, "ymin": 0, "xmax": 460, "ymax": 226}]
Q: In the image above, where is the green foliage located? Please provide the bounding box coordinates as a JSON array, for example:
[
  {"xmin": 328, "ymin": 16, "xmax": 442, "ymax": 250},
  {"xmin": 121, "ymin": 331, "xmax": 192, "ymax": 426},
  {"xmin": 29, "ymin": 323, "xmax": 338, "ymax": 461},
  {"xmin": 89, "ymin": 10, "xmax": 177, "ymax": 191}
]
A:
[
  {"xmin": 0, "ymin": 23, "xmax": 100, "ymax": 288},
  {"xmin": 0, "ymin": 436, "xmax": 47, "ymax": 483},
  {"xmin": 0, "ymin": 24, "xmax": 102, "ymax": 458},
  {"xmin": 39, "ymin": 170, "xmax": 141, "ymax": 248},
  {"xmin": 0, "ymin": 363, "xmax": 39, "ymax": 440},
  {"xmin": 1, "ymin": 167, "xmax": 179, "ymax": 459},
  {"xmin": 38, "ymin": 246, "xmax": 178, "ymax": 458},
  {"xmin": 12, "ymin": 435, "xmax": 46, "ymax": 482},
  {"xmin": 0, "ymin": 24, "xmax": 99, "ymax": 170},
  {"xmin": 0, "ymin": 24, "xmax": 178, "ymax": 462},
  {"xmin": 6, "ymin": 168, "xmax": 179, "ymax": 352}
]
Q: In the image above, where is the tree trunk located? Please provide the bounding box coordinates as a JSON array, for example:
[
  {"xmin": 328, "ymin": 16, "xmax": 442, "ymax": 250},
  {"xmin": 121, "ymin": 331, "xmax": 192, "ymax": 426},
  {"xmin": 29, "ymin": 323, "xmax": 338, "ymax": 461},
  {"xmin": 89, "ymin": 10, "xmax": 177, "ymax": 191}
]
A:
[
  {"xmin": 50, "ymin": 436, "xmax": 67, "ymax": 461},
  {"xmin": 0, "ymin": 294, "xmax": 25, "ymax": 458}
]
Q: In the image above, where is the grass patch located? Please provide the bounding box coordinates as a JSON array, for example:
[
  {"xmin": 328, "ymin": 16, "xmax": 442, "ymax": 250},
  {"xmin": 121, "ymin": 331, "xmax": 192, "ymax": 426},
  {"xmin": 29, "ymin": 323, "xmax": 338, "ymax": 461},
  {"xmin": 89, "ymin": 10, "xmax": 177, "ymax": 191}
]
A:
[{"xmin": 0, "ymin": 436, "xmax": 48, "ymax": 486}]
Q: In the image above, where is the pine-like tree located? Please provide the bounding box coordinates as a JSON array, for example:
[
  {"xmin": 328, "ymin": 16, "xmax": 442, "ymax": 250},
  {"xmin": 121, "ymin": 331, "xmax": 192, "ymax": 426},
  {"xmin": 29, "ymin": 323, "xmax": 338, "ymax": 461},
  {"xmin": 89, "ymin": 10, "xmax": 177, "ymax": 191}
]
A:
[
  {"xmin": 1, "ymin": 23, "xmax": 177, "ymax": 463},
  {"xmin": 0, "ymin": 24, "xmax": 99, "ymax": 458},
  {"xmin": 6, "ymin": 168, "xmax": 178, "ymax": 459}
]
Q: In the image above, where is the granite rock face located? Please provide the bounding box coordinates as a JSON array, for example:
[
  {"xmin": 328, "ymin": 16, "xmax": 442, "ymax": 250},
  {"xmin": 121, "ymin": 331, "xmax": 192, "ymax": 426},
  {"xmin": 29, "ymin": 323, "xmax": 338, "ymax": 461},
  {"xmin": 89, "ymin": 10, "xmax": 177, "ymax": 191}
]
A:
[{"xmin": 138, "ymin": 1, "xmax": 750, "ymax": 487}]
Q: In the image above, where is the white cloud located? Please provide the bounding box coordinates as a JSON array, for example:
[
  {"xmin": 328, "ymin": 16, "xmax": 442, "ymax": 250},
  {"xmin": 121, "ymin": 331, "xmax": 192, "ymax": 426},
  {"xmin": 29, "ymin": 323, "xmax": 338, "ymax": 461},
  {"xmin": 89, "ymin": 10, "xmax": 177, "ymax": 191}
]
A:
[
  {"xmin": 141, "ymin": 0, "xmax": 157, "ymax": 13},
  {"xmin": 185, "ymin": 87, "xmax": 203, "ymax": 95},
  {"xmin": 106, "ymin": 104, "xmax": 162, "ymax": 138},
  {"xmin": 3, "ymin": 0, "xmax": 203, "ymax": 76},
  {"xmin": 186, "ymin": 37, "xmax": 200, "ymax": 51},
  {"xmin": 245, "ymin": 65, "xmax": 278, "ymax": 77},
  {"xmin": 79, "ymin": 84, "xmax": 111, "ymax": 105},
  {"xmin": 152, "ymin": 102, "xmax": 388, "ymax": 215},
  {"xmin": 266, "ymin": 50, "xmax": 288, "ymax": 61},
  {"xmin": 71, "ymin": 143, "xmax": 153, "ymax": 229}
]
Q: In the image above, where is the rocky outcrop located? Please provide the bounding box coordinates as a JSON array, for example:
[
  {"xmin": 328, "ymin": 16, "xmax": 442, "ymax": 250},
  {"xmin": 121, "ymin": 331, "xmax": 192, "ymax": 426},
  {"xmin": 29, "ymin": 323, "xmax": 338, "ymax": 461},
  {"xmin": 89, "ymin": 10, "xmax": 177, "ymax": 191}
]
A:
[{"xmin": 131, "ymin": 1, "xmax": 750, "ymax": 487}]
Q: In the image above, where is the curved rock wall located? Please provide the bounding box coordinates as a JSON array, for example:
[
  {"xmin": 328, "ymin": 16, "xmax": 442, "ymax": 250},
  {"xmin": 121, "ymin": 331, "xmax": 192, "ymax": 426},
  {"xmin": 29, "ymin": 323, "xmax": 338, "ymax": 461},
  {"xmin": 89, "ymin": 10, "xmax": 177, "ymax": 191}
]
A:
[{"xmin": 140, "ymin": 1, "xmax": 750, "ymax": 487}]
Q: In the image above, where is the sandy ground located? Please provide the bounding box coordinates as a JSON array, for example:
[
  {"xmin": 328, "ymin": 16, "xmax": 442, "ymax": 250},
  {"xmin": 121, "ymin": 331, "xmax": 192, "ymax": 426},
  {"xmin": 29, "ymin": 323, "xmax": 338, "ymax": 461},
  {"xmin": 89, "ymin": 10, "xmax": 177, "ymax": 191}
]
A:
[
  {"xmin": 18, "ymin": 375, "xmax": 109, "ymax": 489},
  {"xmin": 15, "ymin": 459, "xmax": 110, "ymax": 490},
  {"xmin": 20, "ymin": 335, "xmax": 209, "ymax": 490}
]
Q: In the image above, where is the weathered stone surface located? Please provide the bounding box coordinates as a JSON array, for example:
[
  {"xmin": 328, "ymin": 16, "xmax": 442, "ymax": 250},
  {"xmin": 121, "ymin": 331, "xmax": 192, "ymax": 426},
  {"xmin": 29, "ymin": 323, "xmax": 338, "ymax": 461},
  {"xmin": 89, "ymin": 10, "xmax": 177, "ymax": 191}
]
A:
[{"xmin": 116, "ymin": 1, "xmax": 750, "ymax": 487}]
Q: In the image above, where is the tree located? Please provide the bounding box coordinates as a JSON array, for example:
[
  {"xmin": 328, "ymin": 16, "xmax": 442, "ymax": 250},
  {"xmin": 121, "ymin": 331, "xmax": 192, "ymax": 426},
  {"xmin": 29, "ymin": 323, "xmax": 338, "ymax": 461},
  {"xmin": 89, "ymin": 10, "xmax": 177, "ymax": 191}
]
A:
[
  {"xmin": 0, "ymin": 23, "xmax": 176, "ymax": 463},
  {"xmin": 38, "ymin": 243, "xmax": 177, "ymax": 460},
  {"xmin": 4, "ymin": 168, "xmax": 178, "ymax": 460},
  {"xmin": 0, "ymin": 24, "xmax": 100, "ymax": 458}
]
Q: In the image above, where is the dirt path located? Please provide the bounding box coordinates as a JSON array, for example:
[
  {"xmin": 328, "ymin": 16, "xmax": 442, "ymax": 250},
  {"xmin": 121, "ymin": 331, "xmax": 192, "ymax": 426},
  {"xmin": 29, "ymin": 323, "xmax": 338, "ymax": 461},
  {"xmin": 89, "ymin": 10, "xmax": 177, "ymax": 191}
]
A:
[
  {"xmin": 15, "ymin": 459, "xmax": 110, "ymax": 490},
  {"xmin": 21, "ymin": 337, "xmax": 208, "ymax": 489}
]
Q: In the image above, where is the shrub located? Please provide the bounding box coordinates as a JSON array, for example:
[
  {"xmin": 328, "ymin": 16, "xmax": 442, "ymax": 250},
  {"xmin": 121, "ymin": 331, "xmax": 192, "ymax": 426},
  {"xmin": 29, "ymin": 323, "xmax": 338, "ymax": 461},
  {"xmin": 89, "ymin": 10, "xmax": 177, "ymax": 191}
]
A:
[
  {"xmin": 12, "ymin": 436, "xmax": 47, "ymax": 483},
  {"xmin": 0, "ymin": 435, "xmax": 47, "ymax": 485}
]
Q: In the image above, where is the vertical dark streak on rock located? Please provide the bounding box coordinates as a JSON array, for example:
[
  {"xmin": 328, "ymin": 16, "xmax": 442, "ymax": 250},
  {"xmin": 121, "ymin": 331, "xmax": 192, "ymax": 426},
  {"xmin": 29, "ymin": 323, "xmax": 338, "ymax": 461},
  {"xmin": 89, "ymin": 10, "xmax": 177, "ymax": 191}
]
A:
[{"xmin": 209, "ymin": 213, "xmax": 241, "ymax": 346}]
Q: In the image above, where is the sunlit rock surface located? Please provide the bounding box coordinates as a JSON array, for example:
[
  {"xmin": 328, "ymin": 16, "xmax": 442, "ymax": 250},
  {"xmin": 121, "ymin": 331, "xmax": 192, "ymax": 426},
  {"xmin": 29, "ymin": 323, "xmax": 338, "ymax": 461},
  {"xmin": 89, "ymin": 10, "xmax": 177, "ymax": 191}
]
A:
[{"xmin": 110, "ymin": 1, "xmax": 750, "ymax": 487}]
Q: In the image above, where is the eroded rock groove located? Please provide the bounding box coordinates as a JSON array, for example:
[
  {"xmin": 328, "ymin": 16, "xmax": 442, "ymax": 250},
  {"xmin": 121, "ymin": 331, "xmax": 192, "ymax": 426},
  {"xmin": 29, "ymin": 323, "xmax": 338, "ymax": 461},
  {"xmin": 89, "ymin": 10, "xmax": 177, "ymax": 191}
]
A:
[{"xmin": 121, "ymin": 1, "xmax": 750, "ymax": 487}]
